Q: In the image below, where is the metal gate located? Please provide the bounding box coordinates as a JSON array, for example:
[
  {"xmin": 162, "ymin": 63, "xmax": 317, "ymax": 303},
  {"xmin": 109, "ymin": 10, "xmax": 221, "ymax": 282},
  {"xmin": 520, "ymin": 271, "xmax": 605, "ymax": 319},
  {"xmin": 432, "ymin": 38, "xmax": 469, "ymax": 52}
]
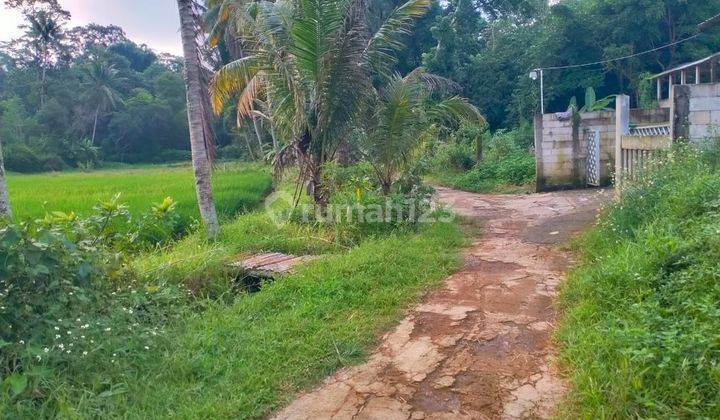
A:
[{"xmin": 586, "ymin": 129, "xmax": 601, "ymax": 186}]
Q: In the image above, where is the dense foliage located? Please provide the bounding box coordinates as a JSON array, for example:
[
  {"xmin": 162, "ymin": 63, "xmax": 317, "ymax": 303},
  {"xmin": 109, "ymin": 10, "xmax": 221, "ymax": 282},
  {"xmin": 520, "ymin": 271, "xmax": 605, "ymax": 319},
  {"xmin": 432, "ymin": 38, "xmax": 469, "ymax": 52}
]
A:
[
  {"xmin": 425, "ymin": 124, "xmax": 536, "ymax": 193},
  {"xmin": 0, "ymin": 7, "xmax": 192, "ymax": 171},
  {"xmin": 420, "ymin": 0, "xmax": 720, "ymax": 128},
  {"xmin": 558, "ymin": 142, "xmax": 720, "ymax": 417},
  {"xmin": 0, "ymin": 199, "xmax": 189, "ymax": 412}
]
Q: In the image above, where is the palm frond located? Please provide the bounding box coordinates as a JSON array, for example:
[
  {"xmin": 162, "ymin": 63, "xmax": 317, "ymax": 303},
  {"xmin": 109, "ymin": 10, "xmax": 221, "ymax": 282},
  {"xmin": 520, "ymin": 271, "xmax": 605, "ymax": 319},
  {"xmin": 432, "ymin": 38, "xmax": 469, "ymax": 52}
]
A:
[
  {"xmin": 236, "ymin": 74, "xmax": 263, "ymax": 121},
  {"xmin": 429, "ymin": 96, "xmax": 486, "ymax": 127},
  {"xmin": 363, "ymin": 0, "xmax": 429, "ymax": 78},
  {"xmin": 404, "ymin": 68, "xmax": 462, "ymax": 95},
  {"xmin": 291, "ymin": 0, "xmax": 352, "ymax": 83},
  {"xmin": 209, "ymin": 56, "xmax": 259, "ymax": 113}
]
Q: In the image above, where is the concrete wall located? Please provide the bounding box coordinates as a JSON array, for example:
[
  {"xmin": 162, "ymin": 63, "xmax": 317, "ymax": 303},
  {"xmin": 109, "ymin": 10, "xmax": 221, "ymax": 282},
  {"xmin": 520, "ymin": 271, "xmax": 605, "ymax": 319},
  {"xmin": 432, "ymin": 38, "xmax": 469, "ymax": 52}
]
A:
[
  {"xmin": 674, "ymin": 83, "xmax": 720, "ymax": 141},
  {"xmin": 535, "ymin": 108, "xmax": 669, "ymax": 191}
]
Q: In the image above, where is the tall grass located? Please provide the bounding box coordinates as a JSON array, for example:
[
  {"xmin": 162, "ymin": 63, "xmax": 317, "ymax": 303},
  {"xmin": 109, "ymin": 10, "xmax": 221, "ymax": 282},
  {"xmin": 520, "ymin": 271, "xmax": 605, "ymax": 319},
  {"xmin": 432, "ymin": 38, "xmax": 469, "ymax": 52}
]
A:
[
  {"xmin": 6, "ymin": 163, "xmax": 273, "ymax": 223},
  {"xmin": 558, "ymin": 142, "xmax": 720, "ymax": 417}
]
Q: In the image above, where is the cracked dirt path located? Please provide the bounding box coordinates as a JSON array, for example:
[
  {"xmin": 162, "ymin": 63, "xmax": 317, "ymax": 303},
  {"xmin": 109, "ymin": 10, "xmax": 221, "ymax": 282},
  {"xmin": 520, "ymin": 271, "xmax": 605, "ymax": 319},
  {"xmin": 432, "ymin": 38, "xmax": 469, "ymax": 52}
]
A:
[{"xmin": 273, "ymin": 187, "xmax": 610, "ymax": 420}]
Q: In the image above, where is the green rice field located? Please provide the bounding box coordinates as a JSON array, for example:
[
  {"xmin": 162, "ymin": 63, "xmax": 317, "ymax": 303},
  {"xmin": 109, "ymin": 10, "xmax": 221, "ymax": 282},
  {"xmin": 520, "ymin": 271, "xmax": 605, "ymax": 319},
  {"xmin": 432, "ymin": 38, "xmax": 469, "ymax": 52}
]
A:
[{"xmin": 6, "ymin": 163, "xmax": 274, "ymax": 222}]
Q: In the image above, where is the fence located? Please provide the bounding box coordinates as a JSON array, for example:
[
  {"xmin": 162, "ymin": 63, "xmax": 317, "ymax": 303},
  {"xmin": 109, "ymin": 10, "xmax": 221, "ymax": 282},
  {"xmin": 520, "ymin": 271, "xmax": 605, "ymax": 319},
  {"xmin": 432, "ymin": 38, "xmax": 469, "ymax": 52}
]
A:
[{"xmin": 615, "ymin": 95, "xmax": 673, "ymax": 182}]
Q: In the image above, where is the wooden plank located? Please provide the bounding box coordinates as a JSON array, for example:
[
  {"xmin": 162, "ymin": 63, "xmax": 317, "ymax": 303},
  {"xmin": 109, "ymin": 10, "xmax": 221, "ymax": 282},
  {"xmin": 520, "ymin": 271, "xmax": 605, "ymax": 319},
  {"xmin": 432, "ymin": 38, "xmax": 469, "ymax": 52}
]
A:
[
  {"xmin": 231, "ymin": 253, "xmax": 319, "ymax": 278},
  {"xmin": 621, "ymin": 135, "xmax": 672, "ymax": 150}
]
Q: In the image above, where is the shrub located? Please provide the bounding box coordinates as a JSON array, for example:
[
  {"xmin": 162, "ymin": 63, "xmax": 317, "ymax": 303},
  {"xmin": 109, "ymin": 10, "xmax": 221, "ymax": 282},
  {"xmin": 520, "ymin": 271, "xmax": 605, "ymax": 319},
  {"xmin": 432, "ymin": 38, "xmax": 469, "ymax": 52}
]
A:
[
  {"xmin": 0, "ymin": 198, "xmax": 188, "ymax": 410},
  {"xmin": 39, "ymin": 154, "xmax": 67, "ymax": 172},
  {"xmin": 218, "ymin": 143, "xmax": 244, "ymax": 160},
  {"xmin": 4, "ymin": 145, "xmax": 43, "ymax": 173},
  {"xmin": 61, "ymin": 138, "xmax": 100, "ymax": 168},
  {"xmin": 153, "ymin": 149, "xmax": 191, "ymax": 163},
  {"xmin": 431, "ymin": 142, "xmax": 476, "ymax": 172}
]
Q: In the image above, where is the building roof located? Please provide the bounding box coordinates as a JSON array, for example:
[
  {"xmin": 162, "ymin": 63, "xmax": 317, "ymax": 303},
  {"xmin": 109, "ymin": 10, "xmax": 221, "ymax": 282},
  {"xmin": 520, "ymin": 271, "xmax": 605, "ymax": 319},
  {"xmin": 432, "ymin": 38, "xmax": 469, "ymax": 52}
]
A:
[{"xmin": 650, "ymin": 52, "xmax": 720, "ymax": 80}]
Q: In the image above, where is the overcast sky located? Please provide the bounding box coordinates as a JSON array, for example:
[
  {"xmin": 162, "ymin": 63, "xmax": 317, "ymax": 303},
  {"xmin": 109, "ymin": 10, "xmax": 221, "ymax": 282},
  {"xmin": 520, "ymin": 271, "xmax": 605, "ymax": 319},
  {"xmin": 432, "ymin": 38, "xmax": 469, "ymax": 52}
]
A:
[{"xmin": 0, "ymin": 0, "xmax": 183, "ymax": 55}]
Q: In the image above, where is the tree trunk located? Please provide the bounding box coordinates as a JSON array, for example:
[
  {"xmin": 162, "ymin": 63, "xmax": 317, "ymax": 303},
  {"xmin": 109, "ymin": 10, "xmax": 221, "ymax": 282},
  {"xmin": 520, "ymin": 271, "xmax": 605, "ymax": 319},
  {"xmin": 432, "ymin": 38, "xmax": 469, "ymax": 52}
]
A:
[
  {"xmin": 271, "ymin": 126, "xmax": 279, "ymax": 153},
  {"xmin": 177, "ymin": 0, "xmax": 220, "ymax": 239},
  {"xmin": 309, "ymin": 157, "xmax": 328, "ymax": 212},
  {"xmin": 475, "ymin": 135, "xmax": 483, "ymax": 163},
  {"xmin": 337, "ymin": 136, "xmax": 350, "ymax": 166},
  {"xmin": 252, "ymin": 115, "xmax": 264, "ymax": 158},
  {"xmin": 92, "ymin": 104, "xmax": 100, "ymax": 145},
  {"xmin": 243, "ymin": 133, "xmax": 256, "ymax": 161},
  {"xmin": 0, "ymin": 135, "xmax": 12, "ymax": 219},
  {"xmin": 40, "ymin": 44, "xmax": 47, "ymax": 108}
]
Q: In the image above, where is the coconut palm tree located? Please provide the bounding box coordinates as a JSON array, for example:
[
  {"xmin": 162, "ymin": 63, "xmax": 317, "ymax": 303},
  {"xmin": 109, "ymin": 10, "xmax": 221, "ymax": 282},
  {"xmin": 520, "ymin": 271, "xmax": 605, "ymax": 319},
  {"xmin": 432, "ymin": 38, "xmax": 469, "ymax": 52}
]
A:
[
  {"xmin": 176, "ymin": 0, "xmax": 220, "ymax": 239},
  {"xmin": 209, "ymin": 0, "xmax": 430, "ymax": 208},
  {"xmin": 362, "ymin": 71, "xmax": 485, "ymax": 194},
  {"xmin": 83, "ymin": 60, "xmax": 124, "ymax": 145},
  {"xmin": 23, "ymin": 9, "xmax": 66, "ymax": 108}
]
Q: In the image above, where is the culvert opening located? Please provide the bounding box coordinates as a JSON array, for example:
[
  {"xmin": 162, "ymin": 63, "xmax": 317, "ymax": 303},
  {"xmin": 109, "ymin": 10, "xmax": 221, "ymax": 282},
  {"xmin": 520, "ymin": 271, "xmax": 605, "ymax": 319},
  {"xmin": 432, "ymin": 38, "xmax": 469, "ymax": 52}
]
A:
[{"xmin": 234, "ymin": 272, "xmax": 276, "ymax": 294}]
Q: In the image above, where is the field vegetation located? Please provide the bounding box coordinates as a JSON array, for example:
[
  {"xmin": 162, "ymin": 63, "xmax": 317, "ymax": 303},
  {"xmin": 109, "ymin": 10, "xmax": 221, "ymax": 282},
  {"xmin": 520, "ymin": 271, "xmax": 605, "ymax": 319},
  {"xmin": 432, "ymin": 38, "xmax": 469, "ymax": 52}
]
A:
[
  {"xmin": 1, "ymin": 169, "xmax": 465, "ymax": 418},
  {"xmin": 425, "ymin": 124, "xmax": 536, "ymax": 193},
  {"xmin": 6, "ymin": 163, "xmax": 273, "ymax": 223},
  {"xmin": 558, "ymin": 142, "xmax": 720, "ymax": 417}
]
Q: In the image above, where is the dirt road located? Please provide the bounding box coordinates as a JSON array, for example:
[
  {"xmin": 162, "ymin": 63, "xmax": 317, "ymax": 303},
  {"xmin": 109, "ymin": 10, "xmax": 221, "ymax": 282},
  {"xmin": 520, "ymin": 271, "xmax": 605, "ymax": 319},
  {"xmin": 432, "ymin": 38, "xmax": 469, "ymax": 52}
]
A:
[{"xmin": 273, "ymin": 187, "xmax": 610, "ymax": 419}]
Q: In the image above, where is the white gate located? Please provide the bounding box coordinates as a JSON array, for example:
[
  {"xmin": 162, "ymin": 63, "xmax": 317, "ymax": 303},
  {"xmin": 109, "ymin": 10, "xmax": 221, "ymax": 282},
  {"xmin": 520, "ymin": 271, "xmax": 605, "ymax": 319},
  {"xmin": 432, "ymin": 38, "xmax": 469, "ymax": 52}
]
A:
[{"xmin": 586, "ymin": 129, "xmax": 601, "ymax": 186}]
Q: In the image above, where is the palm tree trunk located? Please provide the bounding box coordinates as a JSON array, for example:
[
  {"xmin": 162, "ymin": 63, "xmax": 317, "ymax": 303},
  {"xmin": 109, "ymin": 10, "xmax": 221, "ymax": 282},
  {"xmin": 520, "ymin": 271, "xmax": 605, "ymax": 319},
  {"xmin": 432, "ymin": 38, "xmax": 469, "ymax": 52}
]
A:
[
  {"xmin": 92, "ymin": 104, "xmax": 100, "ymax": 145},
  {"xmin": 0, "ymin": 135, "xmax": 12, "ymax": 219},
  {"xmin": 40, "ymin": 44, "xmax": 47, "ymax": 108},
  {"xmin": 243, "ymin": 133, "xmax": 256, "ymax": 161},
  {"xmin": 252, "ymin": 115, "xmax": 264, "ymax": 157},
  {"xmin": 177, "ymin": 0, "xmax": 220, "ymax": 239},
  {"xmin": 270, "ymin": 126, "xmax": 279, "ymax": 153},
  {"xmin": 337, "ymin": 136, "xmax": 350, "ymax": 166}
]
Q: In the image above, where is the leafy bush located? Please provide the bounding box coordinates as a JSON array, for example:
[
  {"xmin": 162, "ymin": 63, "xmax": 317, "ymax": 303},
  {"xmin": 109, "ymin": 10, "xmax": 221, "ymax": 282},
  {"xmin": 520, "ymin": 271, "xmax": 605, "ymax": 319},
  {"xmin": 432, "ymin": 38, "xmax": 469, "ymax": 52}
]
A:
[
  {"xmin": 4, "ymin": 145, "xmax": 43, "ymax": 173},
  {"xmin": 39, "ymin": 154, "xmax": 67, "ymax": 172},
  {"xmin": 0, "ymin": 200, "xmax": 188, "ymax": 410},
  {"xmin": 278, "ymin": 163, "xmax": 441, "ymax": 238},
  {"xmin": 152, "ymin": 149, "xmax": 191, "ymax": 163},
  {"xmin": 558, "ymin": 143, "xmax": 720, "ymax": 418},
  {"xmin": 61, "ymin": 138, "xmax": 100, "ymax": 168},
  {"xmin": 218, "ymin": 143, "xmax": 244, "ymax": 160},
  {"xmin": 426, "ymin": 127, "xmax": 535, "ymax": 193}
]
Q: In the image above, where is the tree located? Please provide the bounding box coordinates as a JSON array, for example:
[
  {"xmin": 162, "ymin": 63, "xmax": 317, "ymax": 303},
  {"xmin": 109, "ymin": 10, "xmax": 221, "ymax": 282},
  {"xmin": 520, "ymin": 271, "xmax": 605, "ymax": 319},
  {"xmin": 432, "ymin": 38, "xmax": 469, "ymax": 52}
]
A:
[
  {"xmin": 362, "ymin": 71, "xmax": 485, "ymax": 194},
  {"xmin": 176, "ymin": 0, "xmax": 220, "ymax": 239},
  {"xmin": 82, "ymin": 60, "xmax": 124, "ymax": 145},
  {"xmin": 210, "ymin": 0, "xmax": 431, "ymax": 207},
  {"xmin": 0, "ymin": 135, "xmax": 11, "ymax": 219},
  {"xmin": 22, "ymin": 8, "xmax": 67, "ymax": 107}
]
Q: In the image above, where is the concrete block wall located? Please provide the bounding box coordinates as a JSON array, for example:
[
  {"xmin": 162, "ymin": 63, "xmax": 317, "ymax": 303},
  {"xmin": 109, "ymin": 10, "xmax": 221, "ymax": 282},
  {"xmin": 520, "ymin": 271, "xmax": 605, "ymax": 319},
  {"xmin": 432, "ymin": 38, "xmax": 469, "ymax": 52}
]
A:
[
  {"xmin": 535, "ymin": 108, "xmax": 669, "ymax": 191},
  {"xmin": 682, "ymin": 84, "xmax": 720, "ymax": 141}
]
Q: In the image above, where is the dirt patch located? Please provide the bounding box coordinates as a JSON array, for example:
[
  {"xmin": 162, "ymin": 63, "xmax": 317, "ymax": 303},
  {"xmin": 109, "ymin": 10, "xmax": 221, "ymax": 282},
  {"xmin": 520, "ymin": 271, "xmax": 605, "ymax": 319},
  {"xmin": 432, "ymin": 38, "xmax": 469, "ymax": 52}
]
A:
[{"xmin": 272, "ymin": 187, "xmax": 610, "ymax": 420}]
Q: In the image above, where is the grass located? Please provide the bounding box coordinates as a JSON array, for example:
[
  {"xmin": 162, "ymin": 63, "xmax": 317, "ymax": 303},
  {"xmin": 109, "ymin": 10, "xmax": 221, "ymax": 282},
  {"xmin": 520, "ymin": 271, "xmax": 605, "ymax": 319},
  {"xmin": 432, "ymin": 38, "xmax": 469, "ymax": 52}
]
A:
[
  {"xmin": 124, "ymin": 220, "xmax": 464, "ymax": 418},
  {"xmin": 2, "ymin": 177, "xmax": 466, "ymax": 418},
  {"xmin": 427, "ymin": 171, "xmax": 535, "ymax": 194},
  {"xmin": 557, "ymin": 144, "xmax": 720, "ymax": 418},
  {"xmin": 6, "ymin": 162, "xmax": 273, "ymax": 222}
]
